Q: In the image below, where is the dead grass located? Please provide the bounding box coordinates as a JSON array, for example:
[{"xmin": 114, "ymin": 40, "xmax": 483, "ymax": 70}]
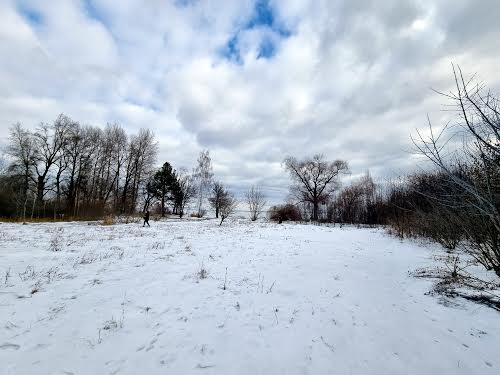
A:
[
  {"xmin": 101, "ymin": 216, "xmax": 116, "ymax": 226},
  {"xmin": 197, "ymin": 261, "xmax": 209, "ymax": 280},
  {"xmin": 411, "ymin": 255, "xmax": 500, "ymax": 311}
]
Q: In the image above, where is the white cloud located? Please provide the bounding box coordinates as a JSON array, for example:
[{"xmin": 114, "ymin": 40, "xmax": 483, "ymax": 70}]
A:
[{"xmin": 1, "ymin": 0, "xmax": 500, "ymax": 203}]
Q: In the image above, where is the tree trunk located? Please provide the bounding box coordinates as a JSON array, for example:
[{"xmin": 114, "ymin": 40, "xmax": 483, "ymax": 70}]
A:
[
  {"xmin": 37, "ymin": 176, "xmax": 45, "ymax": 203},
  {"xmin": 161, "ymin": 194, "xmax": 165, "ymax": 217},
  {"xmin": 198, "ymin": 182, "xmax": 203, "ymax": 216},
  {"xmin": 313, "ymin": 201, "xmax": 319, "ymax": 221}
]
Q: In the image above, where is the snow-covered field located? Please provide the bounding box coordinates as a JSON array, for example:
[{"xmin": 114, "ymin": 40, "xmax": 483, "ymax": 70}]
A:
[{"xmin": 0, "ymin": 219, "xmax": 498, "ymax": 375}]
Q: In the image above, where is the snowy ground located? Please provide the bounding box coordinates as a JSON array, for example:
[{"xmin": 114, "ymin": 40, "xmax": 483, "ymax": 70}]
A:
[{"xmin": 0, "ymin": 219, "xmax": 498, "ymax": 375}]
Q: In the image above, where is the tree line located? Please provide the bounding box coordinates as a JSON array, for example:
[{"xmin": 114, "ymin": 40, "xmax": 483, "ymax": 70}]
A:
[
  {"xmin": 1, "ymin": 116, "xmax": 157, "ymax": 219},
  {"xmin": 0, "ymin": 121, "xmax": 266, "ymax": 225}
]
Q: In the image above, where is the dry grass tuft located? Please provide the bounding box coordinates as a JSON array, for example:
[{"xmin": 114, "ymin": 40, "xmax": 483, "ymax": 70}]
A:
[{"xmin": 101, "ymin": 216, "xmax": 116, "ymax": 226}]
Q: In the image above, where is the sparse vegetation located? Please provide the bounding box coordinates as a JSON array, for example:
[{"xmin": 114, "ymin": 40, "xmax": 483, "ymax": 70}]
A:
[
  {"xmin": 197, "ymin": 261, "xmax": 209, "ymax": 280},
  {"xmin": 49, "ymin": 228, "xmax": 64, "ymax": 251}
]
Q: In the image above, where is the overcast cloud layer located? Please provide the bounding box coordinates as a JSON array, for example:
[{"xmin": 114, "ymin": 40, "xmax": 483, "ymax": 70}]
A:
[{"xmin": 1, "ymin": 0, "xmax": 500, "ymax": 202}]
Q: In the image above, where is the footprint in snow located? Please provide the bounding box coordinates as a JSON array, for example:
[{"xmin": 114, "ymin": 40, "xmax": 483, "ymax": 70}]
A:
[
  {"xmin": 195, "ymin": 364, "xmax": 215, "ymax": 369},
  {"xmin": 146, "ymin": 337, "xmax": 158, "ymax": 351},
  {"xmin": 0, "ymin": 343, "xmax": 20, "ymax": 350}
]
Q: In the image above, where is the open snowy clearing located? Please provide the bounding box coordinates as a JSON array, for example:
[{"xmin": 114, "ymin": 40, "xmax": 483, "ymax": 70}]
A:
[{"xmin": 0, "ymin": 220, "xmax": 498, "ymax": 375}]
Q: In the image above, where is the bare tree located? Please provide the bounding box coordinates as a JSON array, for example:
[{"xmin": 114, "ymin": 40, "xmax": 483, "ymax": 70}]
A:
[
  {"xmin": 64, "ymin": 123, "xmax": 93, "ymax": 214},
  {"xmin": 6, "ymin": 123, "xmax": 36, "ymax": 218},
  {"xmin": 246, "ymin": 185, "xmax": 266, "ymax": 221},
  {"xmin": 120, "ymin": 128, "xmax": 157, "ymax": 213},
  {"xmin": 219, "ymin": 191, "xmax": 238, "ymax": 226},
  {"xmin": 7, "ymin": 123, "xmax": 35, "ymax": 197},
  {"xmin": 193, "ymin": 150, "xmax": 213, "ymax": 217},
  {"xmin": 32, "ymin": 115, "xmax": 71, "ymax": 204},
  {"xmin": 283, "ymin": 154, "xmax": 349, "ymax": 221},
  {"xmin": 174, "ymin": 168, "xmax": 197, "ymax": 218},
  {"xmin": 208, "ymin": 181, "xmax": 226, "ymax": 219},
  {"xmin": 142, "ymin": 175, "xmax": 156, "ymax": 213}
]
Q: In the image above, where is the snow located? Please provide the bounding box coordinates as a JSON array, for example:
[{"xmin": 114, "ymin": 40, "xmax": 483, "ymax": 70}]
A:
[{"xmin": 0, "ymin": 219, "xmax": 498, "ymax": 374}]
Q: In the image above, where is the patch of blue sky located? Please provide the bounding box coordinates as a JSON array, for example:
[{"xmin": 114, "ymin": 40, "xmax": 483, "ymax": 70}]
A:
[
  {"xmin": 17, "ymin": 4, "xmax": 43, "ymax": 27},
  {"xmin": 220, "ymin": 0, "xmax": 291, "ymax": 63}
]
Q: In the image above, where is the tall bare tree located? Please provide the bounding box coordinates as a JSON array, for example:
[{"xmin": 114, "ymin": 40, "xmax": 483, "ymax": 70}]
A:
[
  {"xmin": 173, "ymin": 168, "xmax": 197, "ymax": 218},
  {"xmin": 193, "ymin": 149, "xmax": 213, "ymax": 217},
  {"xmin": 32, "ymin": 114, "xmax": 71, "ymax": 204},
  {"xmin": 6, "ymin": 123, "xmax": 36, "ymax": 217},
  {"xmin": 246, "ymin": 185, "xmax": 266, "ymax": 221},
  {"xmin": 121, "ymin": 128, "xmax": 157, "ymax": 213},
  {"xmin": 283, "ymin": 154, "xmax": 349, "ymax": 221}
]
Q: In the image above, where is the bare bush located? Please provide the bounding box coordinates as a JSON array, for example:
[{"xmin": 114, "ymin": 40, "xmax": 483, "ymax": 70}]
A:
[
  {"xmin": 49, "ymin": 227, "xmax": 64, "ymax": 251},
  {"xmin": 219, "ymin": 192, "xmax": 238, "ymax": 226},
  {"xmin": 18, "ymin": 265, "xmax": 36, "ymax": 281},
  {"xmin": 268, "ymin": 204, "xmax": 302, "ymax": 222},
  {"xmin": 385, "ymin": 172, "xmax": 463, "ymax": 250},
  {"xmin": 197, "ymin": 261, "xmax": 209, "ymax": 280},
  {"xmin": 412, "ymin": 255, "xmax": 500, "ymax": 310},
  {"xmin": 412, "ymin": 66, "xmax": 500, "ymax": 276}
]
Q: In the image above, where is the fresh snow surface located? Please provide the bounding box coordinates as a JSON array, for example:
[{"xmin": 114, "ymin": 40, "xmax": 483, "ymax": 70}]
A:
[{"xmin": 0, "ymin": 219, "xmax": 498, "ymax": 375}]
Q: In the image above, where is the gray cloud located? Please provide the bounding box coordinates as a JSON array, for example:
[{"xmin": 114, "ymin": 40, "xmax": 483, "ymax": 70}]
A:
[{"xmin": 1, "ymin": 0, "xmax": 500, "ymax": 203}]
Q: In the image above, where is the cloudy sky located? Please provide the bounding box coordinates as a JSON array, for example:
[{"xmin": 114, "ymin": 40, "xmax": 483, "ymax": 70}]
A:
[{"xmin": 1, "ymin": 0, "xmax": 499, "ymax": 201}]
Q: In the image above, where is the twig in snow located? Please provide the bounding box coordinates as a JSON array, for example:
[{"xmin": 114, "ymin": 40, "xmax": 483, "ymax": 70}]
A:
[
  {"xmin": 120, "ymin": 293, "xmax": 127, "ymax": 327},
  {"xmin": 256, "ymin": 274, "xmax": 265, "ymax": 293},
  {"xmin": 266, "ymin": 280, "xmax": 276, "ymax": 294},
  {"xmin": 321, "ymin": 336, "xmax": 335, "ymax": 352},
  {"xmin": 223, "ymin": 267, "xmax": 228, "ymax": 290},
  {"xmin": 4, "ymin": 267, "xmax": 10, "ymax": 284}
]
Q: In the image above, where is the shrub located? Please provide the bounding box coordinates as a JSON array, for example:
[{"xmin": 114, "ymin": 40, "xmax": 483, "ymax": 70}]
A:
[{"xmin": 268, "ymin": 204, "xmax": 302, "ymax": 222}]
